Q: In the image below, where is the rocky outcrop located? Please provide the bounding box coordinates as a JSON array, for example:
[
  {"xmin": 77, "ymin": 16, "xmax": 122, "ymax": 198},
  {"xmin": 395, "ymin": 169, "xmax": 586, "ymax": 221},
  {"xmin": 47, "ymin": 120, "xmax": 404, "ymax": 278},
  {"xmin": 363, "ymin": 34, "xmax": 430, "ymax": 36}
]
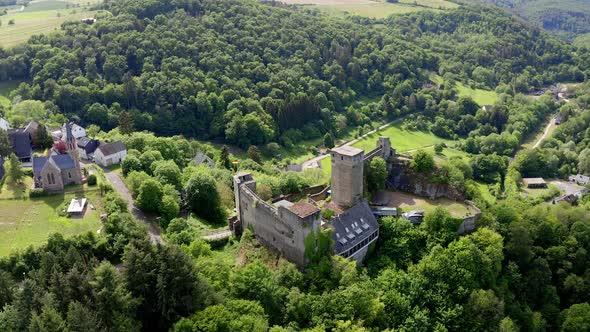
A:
[{"xmin": 386, "ymin": 159, "xmax": 465, "ymax": 201}]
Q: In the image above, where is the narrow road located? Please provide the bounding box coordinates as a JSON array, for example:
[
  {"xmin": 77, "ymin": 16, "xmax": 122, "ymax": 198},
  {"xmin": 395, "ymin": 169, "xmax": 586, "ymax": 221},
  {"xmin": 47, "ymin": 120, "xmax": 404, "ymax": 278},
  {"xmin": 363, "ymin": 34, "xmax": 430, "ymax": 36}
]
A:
[
  {"xmin": 532, "ymin": 118, "xmax": 556, "ymax": 149},
  {"xmin": 102, "ymin": 168, "xmax": 164, "ymax": 245}
]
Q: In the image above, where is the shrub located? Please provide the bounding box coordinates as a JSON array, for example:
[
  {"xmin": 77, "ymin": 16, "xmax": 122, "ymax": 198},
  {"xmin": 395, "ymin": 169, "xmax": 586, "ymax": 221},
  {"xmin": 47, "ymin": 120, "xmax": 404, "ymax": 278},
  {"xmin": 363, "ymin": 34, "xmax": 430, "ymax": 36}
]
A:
[
  {"xmin": 87, "ymin": 174, "xmax": 97, "ymax": 186},
  {"xmin": 29, "ymin": 188, "xmax": 46, "ymax": 198}
]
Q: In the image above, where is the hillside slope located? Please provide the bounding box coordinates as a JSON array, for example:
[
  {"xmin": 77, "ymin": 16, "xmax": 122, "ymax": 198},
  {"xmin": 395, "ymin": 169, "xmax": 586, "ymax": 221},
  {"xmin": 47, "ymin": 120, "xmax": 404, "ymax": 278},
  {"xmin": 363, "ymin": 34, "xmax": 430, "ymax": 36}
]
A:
[{"xmin": 462, "ymin": 0, "xmax": 590, "ymax": 41}]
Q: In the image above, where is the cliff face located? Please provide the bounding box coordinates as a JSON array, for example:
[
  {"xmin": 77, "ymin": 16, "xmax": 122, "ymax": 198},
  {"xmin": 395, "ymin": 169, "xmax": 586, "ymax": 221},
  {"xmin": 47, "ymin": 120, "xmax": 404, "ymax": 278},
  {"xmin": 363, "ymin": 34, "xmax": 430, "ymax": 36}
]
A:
[{"xmin": 386, "ymin": 159, "xmax": 465, "ymax": 201}]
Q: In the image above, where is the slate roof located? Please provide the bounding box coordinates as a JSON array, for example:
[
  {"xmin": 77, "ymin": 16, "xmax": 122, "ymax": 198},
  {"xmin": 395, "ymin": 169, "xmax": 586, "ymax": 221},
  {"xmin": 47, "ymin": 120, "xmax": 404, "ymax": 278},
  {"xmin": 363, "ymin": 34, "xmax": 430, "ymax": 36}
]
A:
[
  {"xmin": 24, "ymin": 121, "xmax": 39, "ymax": 134},
  {"xmin": 97, "ymin": 141, "xmax": 126, "ymax": 156},
  {"xmin": 193, "ymin": 152, "xmax": 215, "ymax": 167},
  {"xmin": 76, "ymin": 137, "xmax": 100, "ymax": 154},
  {"xmin": 288, "ymin": 201, "xmax": 320, "ymax": 218},
  {"xmin": 8, "ymin": 129, "xmax": 32, "ymax": 159},
  {"xmin": 331, "ymin": 201, "xmax": 379, "ymax": 255},
  {"xmin": 33, "ymin": 154, "xmax": 76, "ymax": 175}
]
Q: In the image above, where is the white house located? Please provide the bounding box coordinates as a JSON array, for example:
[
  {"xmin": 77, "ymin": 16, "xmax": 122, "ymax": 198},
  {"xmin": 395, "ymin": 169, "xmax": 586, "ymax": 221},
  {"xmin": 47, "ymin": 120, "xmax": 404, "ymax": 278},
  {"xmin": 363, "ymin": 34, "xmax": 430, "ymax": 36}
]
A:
[
  {"xmin": 61, "ymin": 122, "xmax": 86, "ymax": 140},
  {"xmin": 0, "ymin": 117, "xmax": 10, "ymax": 131},
  {"xmin": 94, "ymin": 141, "xmax": 127, "ymax": 167}
]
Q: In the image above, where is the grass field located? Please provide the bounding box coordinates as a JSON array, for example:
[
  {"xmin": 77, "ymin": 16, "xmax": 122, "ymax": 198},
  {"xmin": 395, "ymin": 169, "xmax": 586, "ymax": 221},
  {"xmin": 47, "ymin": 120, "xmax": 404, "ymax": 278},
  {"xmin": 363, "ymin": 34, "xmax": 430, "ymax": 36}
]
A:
[
  {"xmin": 0, "ymin": 0, "xmax": 100, "ymax": 48},
  {"xmin": 574, "ymin": 33, "xmax": 590, "ymax": 48},
  {"xmin": 352, "ymin": 122, "xmax": 455, "ymax": 153},
  {"xmin": 456, "ymin": 82, "xmax": 499, "ymax": 106},
  {"xmin": 284, "ymin": 0, "xmax": 457, "ymax": 18},
  {"xmin": 375, "ymin": 190, "xmax": 477, "ymax": 218},
  {"xmin": 0, "ymin": 190, "xmax": 103, "ymax": 256}
]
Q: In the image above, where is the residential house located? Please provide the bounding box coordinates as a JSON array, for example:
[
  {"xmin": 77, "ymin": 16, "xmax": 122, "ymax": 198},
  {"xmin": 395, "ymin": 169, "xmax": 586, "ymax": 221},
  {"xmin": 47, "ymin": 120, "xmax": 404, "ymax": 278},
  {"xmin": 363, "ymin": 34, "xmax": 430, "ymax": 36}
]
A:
[
  {"xmin": 193, "ymin": 152, "xmax": 215, "ymax": 168},
  {"xmin": 0, "ymin": 117, "xmax": 9, "ymax": 131},
  {"xmin": 94, "ymin": 141, "xmax": 126, "ymax": 167},
  {"xmin": 8, "ymin": 129, "xmax": 32, "ymax": 163},
  {"xmin": 569, "ymin": 174, "xmax": 590, "ymax": 186},
  {"xmin": 61, "ymin": 122, "xmax": 86, "ymax": 140},
  {"xmin": 76, "ymin": 137, "xmax": 100, "ymax": 160}
]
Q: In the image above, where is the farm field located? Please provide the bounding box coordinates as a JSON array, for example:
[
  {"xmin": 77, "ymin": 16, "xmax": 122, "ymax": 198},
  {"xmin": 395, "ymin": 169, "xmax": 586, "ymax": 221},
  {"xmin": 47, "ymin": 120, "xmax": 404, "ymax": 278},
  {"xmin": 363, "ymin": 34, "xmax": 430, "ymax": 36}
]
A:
[
  {"xmin": 283, "ymin": 0, "xmax": 457, "ymax": 18},
  {"xmin": 0, "ymin": 190, "xmax": 103, "ymax": 256},
  {"xmin": 0, "ymin": 0, "xmax": 101, "ymax": 48}
]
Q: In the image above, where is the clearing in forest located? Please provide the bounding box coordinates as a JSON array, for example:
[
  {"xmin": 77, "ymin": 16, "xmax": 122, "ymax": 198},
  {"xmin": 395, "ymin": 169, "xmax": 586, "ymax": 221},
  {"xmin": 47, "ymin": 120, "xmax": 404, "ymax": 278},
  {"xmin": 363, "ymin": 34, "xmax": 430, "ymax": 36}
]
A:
[
  {"xmin": 455, "ymin": 82, "xmax": 499, "ymax": 106},
  {"xmin": 282, "ymin": 0, "xmax": 458, "ymax": 18}
]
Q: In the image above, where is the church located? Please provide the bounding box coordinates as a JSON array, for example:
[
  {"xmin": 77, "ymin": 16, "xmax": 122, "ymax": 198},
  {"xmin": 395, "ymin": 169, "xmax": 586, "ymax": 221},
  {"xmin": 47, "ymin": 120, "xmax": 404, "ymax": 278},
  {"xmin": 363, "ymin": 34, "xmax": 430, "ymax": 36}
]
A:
[{"xmin": 33, "ymin": 123, "xmax": 83, "ymax": 191}]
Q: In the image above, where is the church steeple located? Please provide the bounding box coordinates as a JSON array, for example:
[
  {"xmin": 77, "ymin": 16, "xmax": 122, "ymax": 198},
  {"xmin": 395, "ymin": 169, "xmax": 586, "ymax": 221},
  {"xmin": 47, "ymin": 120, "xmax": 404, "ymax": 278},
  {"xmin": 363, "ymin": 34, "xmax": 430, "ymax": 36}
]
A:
[{"xmin": 64, "ymin": 122, "xmax": 82, "ymax": 180}]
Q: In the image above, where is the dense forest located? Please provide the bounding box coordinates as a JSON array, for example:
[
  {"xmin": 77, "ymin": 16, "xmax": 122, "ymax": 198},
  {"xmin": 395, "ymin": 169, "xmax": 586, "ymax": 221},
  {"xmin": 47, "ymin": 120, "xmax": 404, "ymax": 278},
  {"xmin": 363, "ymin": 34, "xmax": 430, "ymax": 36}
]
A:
[
  {"xmin": 0, "ymin": 0, "xmax": 590, "ymax": 331},
  {"xmin": 0, "ymin": 0, "xmax": 587, "ymax": 148}
]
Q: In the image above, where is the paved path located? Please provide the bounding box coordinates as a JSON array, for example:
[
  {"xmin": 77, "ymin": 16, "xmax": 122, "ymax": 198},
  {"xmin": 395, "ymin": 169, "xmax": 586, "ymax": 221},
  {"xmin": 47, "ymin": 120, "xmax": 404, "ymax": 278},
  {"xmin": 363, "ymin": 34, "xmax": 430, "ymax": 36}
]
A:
[
  {"xmin": 532, "ymin": 117, "xmax": 556, "ymax": 149},
  {"xmin": 102, "ymin": 168, "xmax": 164, "ymax": 245}
]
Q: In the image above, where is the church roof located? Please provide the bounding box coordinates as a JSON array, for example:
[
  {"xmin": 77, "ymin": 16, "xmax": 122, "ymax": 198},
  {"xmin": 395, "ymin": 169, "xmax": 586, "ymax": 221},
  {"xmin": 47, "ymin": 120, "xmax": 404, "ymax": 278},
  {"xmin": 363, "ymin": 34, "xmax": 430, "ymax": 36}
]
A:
[{"xmin": 33, "ymin": 154, "xmax": 76, "ymax": 174}]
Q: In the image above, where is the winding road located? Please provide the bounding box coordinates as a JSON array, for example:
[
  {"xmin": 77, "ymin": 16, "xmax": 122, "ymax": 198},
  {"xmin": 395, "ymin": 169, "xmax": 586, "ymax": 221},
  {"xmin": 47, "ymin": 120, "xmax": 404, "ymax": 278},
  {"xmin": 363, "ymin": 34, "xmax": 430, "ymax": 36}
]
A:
[
  {"xmin": 102, "ymin": 168, "xmax": 164, "ymax": 245},
  {"xmin": 532, "ymin": 118, "xmax": 556, "ymax": 149}
]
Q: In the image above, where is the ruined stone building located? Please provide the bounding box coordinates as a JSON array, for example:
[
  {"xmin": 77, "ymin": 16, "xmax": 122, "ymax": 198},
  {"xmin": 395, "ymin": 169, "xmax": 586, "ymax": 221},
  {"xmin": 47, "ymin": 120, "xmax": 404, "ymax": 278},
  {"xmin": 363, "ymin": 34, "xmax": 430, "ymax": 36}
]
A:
[{"xmin": 232, "ymin": 137, "xmax": 394, "ymax": 266}]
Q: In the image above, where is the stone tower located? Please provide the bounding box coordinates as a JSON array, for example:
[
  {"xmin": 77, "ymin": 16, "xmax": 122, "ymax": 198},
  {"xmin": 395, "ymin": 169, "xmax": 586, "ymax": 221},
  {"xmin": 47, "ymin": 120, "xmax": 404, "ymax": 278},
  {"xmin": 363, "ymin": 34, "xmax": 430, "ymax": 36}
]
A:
[
  {"xmin": 64, "ymin": 122, "xmax": 82, "ymax": 180},
  {"xmin": 330, "ymin": 145, "xmax": 364, "ymax": 208}
]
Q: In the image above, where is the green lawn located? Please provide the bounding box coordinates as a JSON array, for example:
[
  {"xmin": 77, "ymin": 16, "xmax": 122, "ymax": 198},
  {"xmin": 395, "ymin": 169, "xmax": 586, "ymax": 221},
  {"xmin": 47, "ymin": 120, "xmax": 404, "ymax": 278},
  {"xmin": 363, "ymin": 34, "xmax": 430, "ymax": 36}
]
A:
[
  {"xmin": 456, "ymin": 82, "xmax": 499, "ymax": 106},
  {"xmin": 416, "ymin": 145, "xmax": 471, "ymax": 163},
  {"xmin": 352, "ymin": 122, "xmax": 455, "ymax": 153},
  {"xmin": 574, "ymin": 32, "xmax": 590, "ymax": 48},
  {"xmin": 0, "ymin": 0, "xmax": 101, "ymax": 48},
  {"xmin": 0, "ymin": 190, "xmax": 104, "ymax": 256}
]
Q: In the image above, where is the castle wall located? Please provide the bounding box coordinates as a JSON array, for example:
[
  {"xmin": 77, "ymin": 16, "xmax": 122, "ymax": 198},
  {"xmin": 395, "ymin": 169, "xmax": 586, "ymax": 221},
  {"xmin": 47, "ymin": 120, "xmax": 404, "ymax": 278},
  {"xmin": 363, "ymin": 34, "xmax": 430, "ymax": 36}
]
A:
[{"xmin": 234, "ymin": 174, "xmax": 319, "ymax": 266}]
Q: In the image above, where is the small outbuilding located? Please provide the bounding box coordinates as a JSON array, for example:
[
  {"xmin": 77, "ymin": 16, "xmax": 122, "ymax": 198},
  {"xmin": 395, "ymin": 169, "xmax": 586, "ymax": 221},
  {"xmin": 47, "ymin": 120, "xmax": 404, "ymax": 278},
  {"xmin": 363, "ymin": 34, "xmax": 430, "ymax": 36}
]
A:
[
  {"xmin": 522, "ymin": 178, "xmax": 547, "ymax": 189},
  {"xmin": 67, "ymin": 198, "xmax": 87, "ymax": 216}
]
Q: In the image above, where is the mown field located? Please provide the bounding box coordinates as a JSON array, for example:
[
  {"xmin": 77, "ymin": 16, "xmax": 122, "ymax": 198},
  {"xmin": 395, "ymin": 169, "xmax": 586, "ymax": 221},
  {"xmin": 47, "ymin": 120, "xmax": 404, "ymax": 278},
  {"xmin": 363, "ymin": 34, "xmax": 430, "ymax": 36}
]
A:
[
  {"xmin": 352, "ymin": 122, "xmax": 456, "ymax": 153},
  {"xmin": 456, "ymin": 82, "xmax": 499, "ymax": 105},
  {"xmin": 283, "ymin": 0, "xmax": 458, "ymax": 18},
  {"xmin": 0, "ymin": 0, "xmax": 101, "ymax": 48},
  {"xmin": 0, "ymin": 190, "xmax": 103, "ymax": 256}
]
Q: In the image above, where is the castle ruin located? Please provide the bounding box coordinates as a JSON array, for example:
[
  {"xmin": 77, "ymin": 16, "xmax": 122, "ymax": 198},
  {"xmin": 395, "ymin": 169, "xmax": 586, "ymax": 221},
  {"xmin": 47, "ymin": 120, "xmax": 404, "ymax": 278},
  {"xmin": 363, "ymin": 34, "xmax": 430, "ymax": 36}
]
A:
[{"xmin": 232, "ymin": 137, "xmax": 395, "ymax": 266}]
